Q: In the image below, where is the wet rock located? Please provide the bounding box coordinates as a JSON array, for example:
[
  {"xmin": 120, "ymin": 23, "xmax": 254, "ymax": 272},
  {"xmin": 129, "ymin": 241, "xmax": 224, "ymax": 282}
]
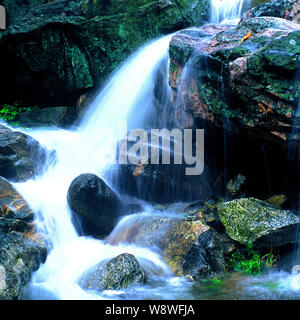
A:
[
  {"xmin": 217, "ymin": 198, "xmax": 300, "ymax": 248},
  {"xmin": 0, "ymin": 124, "xmax": 51, "ymax": 182},
  {"xmin": 0, "ymin": 0, "xmax": 210, "ymax": 107},
  {"xmin": 80, "ymin": 253, "xmax": 147, "ymax": 291},
  {"xmin": 67, "ymin": 173, "xmax": 121, "ymax": 237},
  {"xmin": 106, "ymin": 216, "xmax": 228, "ymax": 279},
  {"xmin": 242, "ymin": 0, "xmax": 300, "ymax": 23},
  {"xmin": 0, "ymin": 231, "xmax": 47, "ymax": 300},
  {"xmin": 0, "ymin": 177, "xmax": 47, "ymax": 300},
  {"xmin": 0, "ymin": 177, "xmax": 34, "ymax": 233}
]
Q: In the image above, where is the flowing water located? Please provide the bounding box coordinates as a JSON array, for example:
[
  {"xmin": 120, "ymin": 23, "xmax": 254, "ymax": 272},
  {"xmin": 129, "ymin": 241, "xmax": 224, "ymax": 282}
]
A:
[
  {"xmin": 210, "ymin": 0, "xmax": 247, "ymax": 24},
  {"xmin": 7, "ymin": 0, "xmax": 300, "ymax": 299}
]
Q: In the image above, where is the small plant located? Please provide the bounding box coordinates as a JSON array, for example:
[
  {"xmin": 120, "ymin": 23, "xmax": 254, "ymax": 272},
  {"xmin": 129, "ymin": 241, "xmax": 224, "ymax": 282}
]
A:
[
  {"xmin": 261, "ymin": 246, "xmax": 277, "ymax": 269},
  {"xmin": 230, "ymin": 242, "xmax": 277, "ymax": 275},
  {"xmin": 0, "ymin": 103, "xmax": 35, "ymax": 123}
]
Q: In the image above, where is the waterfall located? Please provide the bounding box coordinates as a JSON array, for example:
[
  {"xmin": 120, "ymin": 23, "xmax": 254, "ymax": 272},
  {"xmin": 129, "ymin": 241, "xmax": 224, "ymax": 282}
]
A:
[
  {"xmin": 13, "ymin": 34, "xmax": 174, "ymax": 300},
  {"xmin": 210, "ymin": 0, "xmax": 247, "ymax": 24}
]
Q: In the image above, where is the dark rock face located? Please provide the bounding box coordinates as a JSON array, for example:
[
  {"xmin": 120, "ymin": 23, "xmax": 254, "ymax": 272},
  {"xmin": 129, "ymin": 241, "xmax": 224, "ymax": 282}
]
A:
[
  {"xmin": 0, "ymin": 177, "xmax": 47, "ymax": 300},
  {"xmin": 0, "ymin": 124, "xmax": 52, "ymax": 182},
  {"xmin": 106, "ymin": 216, "xmax": 229, "ymax": 279},
  {"xmin": 110, "ymin": 127, "xmax": 221, "ymax": 204},
  {"xmin": 80, "ymin": 253, "xmax": 147, "ymax": 291},
  {"xmin": 0, "ymin": 0, "xmax": 210, "ymax": 107},
  {"xmin": 217, "ymin": 197, "xmax": 300, "ymax": 248},
  {"xmin": 114, "ymin": 162, "xmax": 208, "ymax": 204},
  {"xmin": 16, "ymin": 107, "xmax": 77, "ymax": 128},
  {"xmin": 67, "ymin": 173, "xmax": 121, "ymax": 237}
]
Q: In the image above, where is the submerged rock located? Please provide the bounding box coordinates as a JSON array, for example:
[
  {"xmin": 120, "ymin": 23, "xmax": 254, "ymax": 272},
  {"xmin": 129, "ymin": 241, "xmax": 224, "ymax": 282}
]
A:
[
  {"xmin": 0, "ymin": 124, "xmax": 51, "ymax": 182},
  {"xmin": 106, "ymin": 216, "xmax": 229, "ymax": 279},
  {"xmin": 217, "ymin": 198, "xmax": 300, "ymax": 248},
  {"xmin": 80, "ymin": 253, "xmax": 147, "ymax": 291},
  {"xmin": 67, "ymin": 173, "xmax": 121, "ymax": 237},
  {"xmin": 0, "ymin": 177, "xmax": 47, "ymax": 300}
]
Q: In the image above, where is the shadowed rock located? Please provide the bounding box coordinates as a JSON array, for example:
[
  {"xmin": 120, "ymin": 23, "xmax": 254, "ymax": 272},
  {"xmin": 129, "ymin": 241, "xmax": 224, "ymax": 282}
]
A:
[
  {"xmin": 67, "ymin": 173, "xmax": 121, "ymax": 237},
  {"xmin": 0, "ymin": 124, "xmax": 53, "ymax": 182}
]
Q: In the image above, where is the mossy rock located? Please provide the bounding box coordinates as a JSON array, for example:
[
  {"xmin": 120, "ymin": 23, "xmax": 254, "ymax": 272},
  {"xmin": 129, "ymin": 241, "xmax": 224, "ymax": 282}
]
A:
[
  {"xmin": 217, "ymin": 198, "xmax": 300, "ymax": 247},
  {"xmin": 80, "ymin": 253, "xmax": 147, "ymax": 291}
]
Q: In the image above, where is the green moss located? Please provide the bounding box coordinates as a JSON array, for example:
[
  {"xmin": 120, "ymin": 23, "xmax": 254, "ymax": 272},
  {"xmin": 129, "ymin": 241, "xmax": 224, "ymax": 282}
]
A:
[{"xmin": 217, "ymin": 198, "xmax": 300, "ymax": 246}]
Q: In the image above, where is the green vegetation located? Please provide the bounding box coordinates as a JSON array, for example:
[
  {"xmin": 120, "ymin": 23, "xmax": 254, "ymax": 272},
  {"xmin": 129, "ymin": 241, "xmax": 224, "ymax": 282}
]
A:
[
  {"xmin": 230, "ymin": 242, "xmax": 277, "ymax": 275},
  {"xmin": 0, "ymin": 103, "xmax": 36, "ymax": 125}
]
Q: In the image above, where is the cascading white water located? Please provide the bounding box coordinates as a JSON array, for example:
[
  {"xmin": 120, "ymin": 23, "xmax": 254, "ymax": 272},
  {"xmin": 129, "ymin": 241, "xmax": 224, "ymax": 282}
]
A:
[
  {"xmin": 13, "ymin": 35, "xmax": 175, "ymax": 300},
  {"xmin": 210, "ymin": 0, "xmax": 247, "ymax": 24}
]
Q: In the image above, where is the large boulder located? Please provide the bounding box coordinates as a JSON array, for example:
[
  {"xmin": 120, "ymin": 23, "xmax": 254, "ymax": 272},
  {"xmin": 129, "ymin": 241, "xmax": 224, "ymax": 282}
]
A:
[
  {"xmin": 106, "ymin": 215, "xmax": 231, "ymax": 279},
  {"xmin": 0, "ymin": 177, "xmax": 47, "ymax": 300},
  {"xmin": 169, "ymin": 17, "xmax": 300, "ymax": 150},
  {"xmin": 0, "ymin": 124, "xmax": 52, "ymax": 182},
  {"xmin": 80, "ymin": 253, "xmax": 147, "ymax": 291},
  {"xmin": 67, "ymin": 173, "xmax": 121, "ymax": 237},
  {"xmin": 217, "ymin": 197, "xmax": 300, "ymax": 248},
  {"xmin": 176, "ymin": 7, "xmax": 300, "ymax": 147},
  {"xmin": 0, "ymin": 0, "xmax": 210, "ymax": 107}
]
